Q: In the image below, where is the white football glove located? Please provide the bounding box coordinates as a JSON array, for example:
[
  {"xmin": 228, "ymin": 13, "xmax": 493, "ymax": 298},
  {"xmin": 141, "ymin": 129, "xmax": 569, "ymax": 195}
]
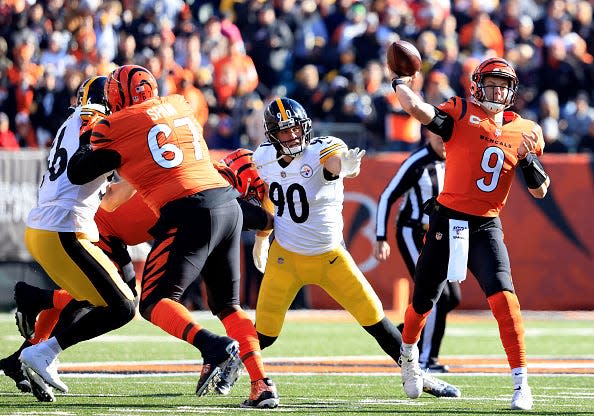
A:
[
  {"xmin": 340, "ymin": 147, "xmax": 366, "ymax": 176},
  {"xmin": 253, "ymin": 234, "xmax": 270, "ymax": 273}
]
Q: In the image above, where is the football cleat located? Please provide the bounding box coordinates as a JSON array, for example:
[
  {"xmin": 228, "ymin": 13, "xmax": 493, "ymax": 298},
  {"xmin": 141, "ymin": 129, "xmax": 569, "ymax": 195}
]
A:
[
  {"xmin": 511, "ymin": 384, "xmax": 533, "ymax": 411},
  {"xmin": 215, "ymin": 352, "xmax": 243, "ymax": 395},
  {"xmin": 241, "ymin": 377, "xmax": 280, "ymax": 408},
  {"xmin": 422, "ymin": 372, "xmax": 461, "ymax": 398},
  {"xmin": 196, "ymin": 339, "xmax": 239, "ymax": 396},
  {"xmin": 0, "ymin": 355, "xmax": 31, "ymax": 393},
  {"xmin": 22, "ymin": 364, "xmax": 55, "ymax": 402},
  {"xmin": 398, "ymin": 345, "xmax": 424, "ymax": 399},
  {"xmin": 19, "ymin": 343, "xmax": 68, "ymax": 393}
]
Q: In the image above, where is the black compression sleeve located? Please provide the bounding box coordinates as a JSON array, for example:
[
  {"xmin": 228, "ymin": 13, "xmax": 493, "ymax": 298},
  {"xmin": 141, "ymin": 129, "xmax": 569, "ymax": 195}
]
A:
[
  {"xmin": 425, "ymin": 107, "xmax": 454, "ymax": 141},
  {"xmin": 67, "ymin": 146, "xmax": 121, "ymax": 185},
  {"xmin": 519, "ymin": 153, "xmax": 549, "ymax": 189}
]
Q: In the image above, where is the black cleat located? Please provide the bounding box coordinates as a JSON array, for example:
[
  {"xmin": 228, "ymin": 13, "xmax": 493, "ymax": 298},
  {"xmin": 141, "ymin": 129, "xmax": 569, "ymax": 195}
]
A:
[
  {"xmin": 422, "ymin": 372, "xmax": 461, "ymax": 398},
  {"xmin": 196, "ymin": 339, "xmax": 239, "ymax": 396},
  {"xmin": 0, "ymin": 355, "xmax": 31, "ymax": 393},
  {"xmin": 22, "ymin": 365, "xmax": 55, "ymax": 402}
]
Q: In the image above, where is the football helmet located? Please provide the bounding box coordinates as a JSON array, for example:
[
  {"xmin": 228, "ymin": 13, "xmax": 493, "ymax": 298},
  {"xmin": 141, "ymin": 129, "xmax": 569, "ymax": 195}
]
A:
[
  {"xmin": 105, "ymin": 65, "xmax": 158, "ymax": 113},
  {"xmin": 77, "ymin": 76, "xmax": 109, "ymax": 118},
  {"xmin": 264, "ymin": 97, "xmax": 312, "ymax": 157},
  {"xmin": 470, "ymin": 58, "xmax": 518, "ymax": 113},
  {"xmin": 222, "ymin": 148, "xmax": 266, "ymax": 205}
]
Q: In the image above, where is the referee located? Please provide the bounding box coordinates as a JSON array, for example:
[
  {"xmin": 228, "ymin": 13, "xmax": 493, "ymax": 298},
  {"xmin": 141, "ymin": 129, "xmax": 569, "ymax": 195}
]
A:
[{"xmin": 374, "ymin": 131, "xmax": 461, "ymax": 373}]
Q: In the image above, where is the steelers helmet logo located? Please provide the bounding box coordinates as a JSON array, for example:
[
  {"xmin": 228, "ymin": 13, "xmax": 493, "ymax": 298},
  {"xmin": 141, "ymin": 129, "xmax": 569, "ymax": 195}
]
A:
[{"xmin": 300, "ymin": 164, "xmax": 313, "ymax": 178}]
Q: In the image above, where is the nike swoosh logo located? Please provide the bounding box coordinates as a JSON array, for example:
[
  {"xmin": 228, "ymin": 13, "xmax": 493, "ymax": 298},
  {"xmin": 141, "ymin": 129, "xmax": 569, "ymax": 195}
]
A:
[{"xmin": 329, "ymin": 256, "xmax": 338, "ymax": 264}]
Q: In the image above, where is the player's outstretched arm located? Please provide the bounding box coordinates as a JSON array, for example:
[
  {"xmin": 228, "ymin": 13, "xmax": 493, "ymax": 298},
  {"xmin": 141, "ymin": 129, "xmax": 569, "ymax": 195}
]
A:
[{"xmin": 392, "ymin": 74, "xmax": 436, "ymax": 125}]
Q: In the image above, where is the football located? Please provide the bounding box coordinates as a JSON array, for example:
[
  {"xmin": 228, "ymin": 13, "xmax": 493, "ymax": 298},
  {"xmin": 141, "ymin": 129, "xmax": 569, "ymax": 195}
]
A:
[{"xmin": 387, "ymin": 40, "xmax": 422, "ymax": 77}]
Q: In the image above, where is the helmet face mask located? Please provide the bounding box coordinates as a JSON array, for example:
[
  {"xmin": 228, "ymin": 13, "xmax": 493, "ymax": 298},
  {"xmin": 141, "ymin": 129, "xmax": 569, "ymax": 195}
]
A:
[
  {"xmin": 470, "ymin": 58, "xmax": 518, "ymax": 113},
  {"xmin": 264, "ymin": 98, "xmax": 312, "ymax": 157},
  {"xmin": 76, "ymin": 76, "xmax": 109, "ymax": 116},
  {"xmin": 105, "ymin": 65, "xmax": 158, "ymax": 113}
]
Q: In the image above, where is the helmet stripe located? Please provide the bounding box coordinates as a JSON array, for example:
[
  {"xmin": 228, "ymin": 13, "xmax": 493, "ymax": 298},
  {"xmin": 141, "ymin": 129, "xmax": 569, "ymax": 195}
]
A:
[{"xmin": 276, "ymin": 98, "xmax": 288, "ymax": 121}]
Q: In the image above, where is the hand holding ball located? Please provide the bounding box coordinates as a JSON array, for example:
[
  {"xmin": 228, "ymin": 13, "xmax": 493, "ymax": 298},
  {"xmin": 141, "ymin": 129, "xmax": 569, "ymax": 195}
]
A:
[{"xmin": 387, "ymin": 40, "xmax": 422, "ymax": 77}]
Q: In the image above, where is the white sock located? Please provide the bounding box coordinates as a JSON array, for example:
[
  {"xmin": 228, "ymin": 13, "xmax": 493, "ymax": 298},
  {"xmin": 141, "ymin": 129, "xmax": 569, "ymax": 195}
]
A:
[
  {"xmin": 44, "ymin": 337, "xmax": 63, "ymax": 357},
  {"xmin": 400, "ymin": 342, "xmax": 416, "ymax": 358},
  {"xmin": 512, "ymin": 367, "xmax": 528, "ymax": 389}
]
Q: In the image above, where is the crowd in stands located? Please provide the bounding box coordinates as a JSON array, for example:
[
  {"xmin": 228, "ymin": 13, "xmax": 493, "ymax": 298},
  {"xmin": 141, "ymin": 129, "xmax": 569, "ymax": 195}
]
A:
[{"xmin": 0, "ymin": 0, "xmax": 593, "ymax": 153}]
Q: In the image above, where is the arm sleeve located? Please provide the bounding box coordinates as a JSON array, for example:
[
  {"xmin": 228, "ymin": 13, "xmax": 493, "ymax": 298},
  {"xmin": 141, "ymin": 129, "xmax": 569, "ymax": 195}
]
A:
[
  {"xmin": 375, "ymin": 162, "xmax": 420, "ymax": 240},
  {"xmin": 67, "ymin": 145, "xmax": 122, "ymax": 185},
  {"xmin": 519, "ymin": 153, "xmax": 549, "ymax": 189},
  {"xmin": 425, "ymin": 107, "xmax": 454, "ymax": 141}
]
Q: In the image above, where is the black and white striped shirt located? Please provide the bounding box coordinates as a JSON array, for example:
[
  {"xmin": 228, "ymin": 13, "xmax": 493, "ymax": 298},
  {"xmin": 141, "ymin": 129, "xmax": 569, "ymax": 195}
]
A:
[{"xmin": 376, "ymin": 144, "xmax": 445, "ymax": 241}]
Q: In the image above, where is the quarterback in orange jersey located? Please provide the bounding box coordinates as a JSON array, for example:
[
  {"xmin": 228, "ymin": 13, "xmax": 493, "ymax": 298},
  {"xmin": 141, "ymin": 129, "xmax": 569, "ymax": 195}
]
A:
[
  {"xmin": 67, "ymin": 65, "xmax": 279, "ymax": 408},
  {"xmin": 391, "ymin": 57, "xmax": 550, "ymax": 410}
]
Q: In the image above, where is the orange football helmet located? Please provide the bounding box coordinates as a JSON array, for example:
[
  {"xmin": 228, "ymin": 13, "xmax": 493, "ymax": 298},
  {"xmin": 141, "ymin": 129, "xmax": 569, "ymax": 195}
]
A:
[
  {"xmin": 470, "ymin": 58, "xmax": 518, "ymax": 113},
  {"xmin": 222, "ymin": 148, "xmax": 265, "ymax": 205},
  {"xmin": 105, "ymin": 65, "xmax": 158, "ymax": 113}
]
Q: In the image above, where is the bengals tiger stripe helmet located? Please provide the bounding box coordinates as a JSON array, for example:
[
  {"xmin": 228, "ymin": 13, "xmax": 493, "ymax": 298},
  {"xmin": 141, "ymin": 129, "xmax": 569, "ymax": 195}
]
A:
[
  {"xmin": 222, "ymin": 148, "xmax": 265, "ymax": 205},
  {"xmin": 470, "ymin": 58, "xmax": 518, "ymax": 113},
  {"xmin": 105, "ymin": 65, "xmax": 158, "ymax": 112},
  {"xmin": 213, "ymin": 161, "xmax": 239, "ymax": 189}
]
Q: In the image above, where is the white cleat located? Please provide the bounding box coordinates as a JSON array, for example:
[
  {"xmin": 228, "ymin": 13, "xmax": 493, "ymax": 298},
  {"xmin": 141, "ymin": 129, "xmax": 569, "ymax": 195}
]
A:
[
  {"xmin": 19, "ymin": 344, "xmax": 68, "ymax": 394},
  {"xmin": 398, "ymin": 345, "xmax": 424, "ymax": 399},
  {"xmin": 511, "ymin": 384, "xmax": 533, "ymax": 410}
]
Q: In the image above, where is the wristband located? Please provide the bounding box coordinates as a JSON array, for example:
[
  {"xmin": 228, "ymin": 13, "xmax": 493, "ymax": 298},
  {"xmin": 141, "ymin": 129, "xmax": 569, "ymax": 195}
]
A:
[{"xmin": 392, "ymin": 78, "xmax": 407, "ymax": 89}]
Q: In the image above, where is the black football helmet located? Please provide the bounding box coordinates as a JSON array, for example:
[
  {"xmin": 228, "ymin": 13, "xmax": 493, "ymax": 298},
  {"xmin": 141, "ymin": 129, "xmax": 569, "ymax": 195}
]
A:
[
  {"xmin": 76, "ymin": 76, "xmax": 110, "ymax": 117},
  {"xmin": 264, "ymin": 97, "xmax": 312, "ymax": 157}
]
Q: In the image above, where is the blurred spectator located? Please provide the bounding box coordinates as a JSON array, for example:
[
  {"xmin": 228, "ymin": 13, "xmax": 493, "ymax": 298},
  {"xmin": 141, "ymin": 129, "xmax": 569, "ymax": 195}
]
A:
[
  {"xmin": 352, "ymin": 12, "xmax": 382, "ymax": 69},
  {"xmin": 417, "ymin": 31, "xmax": 444, "ymax": 75},
  {"xmin": 291, "ymin": 64, "xmax": 324, "ymax": 118},
  {"xmin": 0, "ymin": 111, "xmax": 19, "ymax": 150},
  {"xmin": 562, "ymin": 91, "xmax": 594, "ymax": 151},
  {"xmin": 423, "ymin": 70, "xmax": 456, "ymax": 106},
  {"xmin": 541, "ymin": 117, "xmax": 569, "ymax": 153},
  {"xmin": 577, "ymin": 119, "xmax": 594, "ymax": 153},
  {"xmin": 0, "ymin": 0, "xmax": 591, "ymax": 154},
  {"xmin": 538, "ymin": 38, "xmax": 579, "ymax": 105},
  {"xmin": 15, "ymin": 111, "xmax": 38, "ymax": 148},
  {"xmin": 38, "ymin": 31, "xmax": 76, "ymax": 82},
  {"xmin": 459, "ymin": 7, "xmax": 504, "ymax": 57},
  {"xmin": 433, "ymin": 39, "xmax": 464, "ymax": 96},
  {"xmin": 573, "ymin": 0, "xmax": 594, "ymax": 56},
  {"xmin": 293, "ymin": 0, "xmax": 328, "ymax": 70},
  {"xmin": 212, "ymin": 39, "xmax": 258, "ymax": 109},
  {"xmin": 248, "ymin": 4, "xmax": 293, "ymax": 89},
  {"xmin": 382, "ymin": 74, "xmax": 424, "ymax": 151},
  {"xmin": 207, "ymin": 113, "xmax": 241, "ymax": 150},
  {"xmin": 180, "ymin": 70, "xmax": 209, "ymax": 127},
  {"xmin": 335, "ymin": 2, "xmax": 368, "ymax": 54},
  {"xmin": 94, "ymin": 4, "xmax": 120, "ymax": 63}
]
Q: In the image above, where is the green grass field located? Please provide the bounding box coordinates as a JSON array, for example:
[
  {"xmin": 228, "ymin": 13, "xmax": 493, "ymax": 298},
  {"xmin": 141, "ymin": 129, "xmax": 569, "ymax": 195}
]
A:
[{"xmin": 0, "ymin": 310, "xmax": 592, "ymax": 415}]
